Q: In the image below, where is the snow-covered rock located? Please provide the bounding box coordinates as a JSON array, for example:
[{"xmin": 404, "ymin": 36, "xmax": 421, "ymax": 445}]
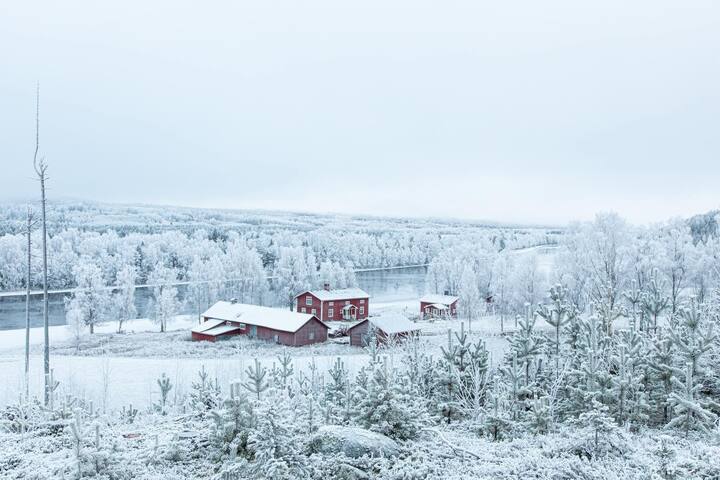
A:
[{"xmin": 307, "ymin": 426, "xmax": 400, "ymax": 458}]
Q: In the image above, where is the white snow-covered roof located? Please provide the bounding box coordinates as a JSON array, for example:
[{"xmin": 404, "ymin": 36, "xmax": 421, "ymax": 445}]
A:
[
  {"xmin": 191, "ymin": 318, "xmax": 224, "ymax": 334},
  {"xmin": 420, "ymin": 294, "xmax": 459, "ymax": 305},
  {"xmin": 354, "ymin": 314, "xmax": 420, "ymax": 335},
  {"xmin": 296, "ymin": 287, "xmax": 370, "ymax": 301},
  {"xmin": 195, "ymin": 323, "xmax": 244, "ymax": 337},
  {"xmin": 201, "ymin": 301, "xmax": 328, "ymax": 333},
  {"xmin": 427, "ymin": 303, "xmax": 449, "ymax": 310}
]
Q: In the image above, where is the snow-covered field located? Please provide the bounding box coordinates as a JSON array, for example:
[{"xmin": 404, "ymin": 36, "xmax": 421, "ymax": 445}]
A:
[{"xmin": 0, "ymin": 301, "xmax": 509, "ymax": 411}]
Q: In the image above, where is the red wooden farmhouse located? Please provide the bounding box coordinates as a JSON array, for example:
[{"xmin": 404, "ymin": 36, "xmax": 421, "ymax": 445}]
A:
[
  {"xmin": 420, "ymin": 293, "xmax": 459, "ymax": 318},
  {"xmin": 294, "ymin": 285, "xmax": 370, "ymax": 322},
  {"xmin": 348, "ymin": 314, "xmax": 420, "ymax": 347},
  {"xmin": 191, "ymin": 300, "xmax": 329, "ymax": 346}
]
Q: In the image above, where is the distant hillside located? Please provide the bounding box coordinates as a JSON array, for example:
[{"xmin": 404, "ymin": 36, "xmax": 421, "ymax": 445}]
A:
[{"xmin": 0, "ymin": 200, "xmax": 560, "ymax": 237}]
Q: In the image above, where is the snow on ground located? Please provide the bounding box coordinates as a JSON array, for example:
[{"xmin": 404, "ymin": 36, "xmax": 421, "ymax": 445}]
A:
[{"xmin": 0, "ymin": 300, "xmax": 509, "ymax": 411}]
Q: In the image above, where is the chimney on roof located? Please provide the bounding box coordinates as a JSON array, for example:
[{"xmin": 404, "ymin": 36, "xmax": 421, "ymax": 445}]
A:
[
  {"xmin": 230, "ymin": 298, "xmax": 238, "ymax": 304},
  {"xmin": 323, "ymin": 283, "xmax": 330, "ymax": 291}
]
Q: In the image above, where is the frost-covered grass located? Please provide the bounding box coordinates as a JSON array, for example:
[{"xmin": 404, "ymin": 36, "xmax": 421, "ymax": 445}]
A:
[{"xmin": 2, "ymin": 404, "xmax": 719, "ymax": 480}]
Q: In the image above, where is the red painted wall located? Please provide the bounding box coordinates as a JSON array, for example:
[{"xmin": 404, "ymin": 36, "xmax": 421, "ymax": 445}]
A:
[
  {"xmin": 193, "ymin": 316, "xmax": 328, "ymax": 346},
  {"xmin": 348, "ymin": 320, "xmax": 417, "ymax": 346},
  {"xmin": 420, "ymin": 300, "xmax": 458, "ymax": 317},
  {"xmin": 296, "ymin": 292, "xmax": 369, "ymax": 322}
]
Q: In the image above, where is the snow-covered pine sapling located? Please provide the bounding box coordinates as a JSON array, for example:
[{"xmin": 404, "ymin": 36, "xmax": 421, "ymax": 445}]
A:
[
  {"xmin": 642, "ymin": 272, "xmax": 670, "ymax": 333},
  {"xmin": 294, "ymin": 371, "xmax": 322, "ymax": 434},
  {"xmin": 211, "ymin": 381, "xmax": 255, "ymax": 458},
  {"xmin": 575, "ymin": 399, "xmax": 617, "ymax": 459},
  {"xmin": 155, "ymin": 373, "xmax": 173, "ymax": 415},
  {"xmin": 324, "ymin": 357, "xmax": 349, "ymax": 425},
  {"xmin": 242, "ymin": 359, "xmax": 269, "ymax": 401},
  {"xmin": 648, "ymin": 337, "xmax": 680, "ymax": 424},
  {"xmin": 69, "ymin": 408, "xmax": 87, "ymax": 478},
  {"xmin": 667, "ymin": 363, "xmax": 719, "ymax": 436},
  {"xmin": 121, "ymin": 404, "xmax": 139, "ymax": 424},
  {"xmin": 500, "ymin": 355, "xmax": 523, "ymax": 421},
  {"xmin": 528, "ymin": 396, "xmax": 551, "ymax": 435},
  {"xmin": 436, "ymin": 329, "xmax": 461, "ymax": 424},
  {"xmin": 622, "ymin": 279, "xmax": 643, "ymax": 332},
  {"xmin": 536, "ymin": 284, "xmax": 577, "ymax": 376},
  {"xmin": 481, "ymin": 379, "xmax": 513, "ymax": 441},
  {"xmin": 509, "ymin": 311, "xmax": 542, "ymax": 388},
  {"xmin": 189, "ymin": 365, "xmax": 222, "ymax": 411},
  {"xmin": 353, "ymin": 360, "xmax": 421, "ymax": 440},
  {"xmin": 670, "ymin": 296, "xmax": 716, "ymax": 381},
  {"xmin": 272, "ymin": 350, "xmax": 294, "ymax": 393},
  {"xmin": 654, "ymin": 435, "xmax": 676, "ymax": 480}
]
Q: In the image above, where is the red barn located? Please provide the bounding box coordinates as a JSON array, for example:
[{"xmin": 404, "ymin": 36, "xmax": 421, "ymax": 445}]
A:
[
  {"xmin": 420, "ymin": 294, "xmax": 459, "ymax": 318},
  {"xmin": 294, "ymin": 285, "xmax": 370, "ymax": 322},
  {"xmin": 191, "ymin": 301, "xmax": 329, "ymax": 346},
  {"xmin": 348, "ymin": 314, "xmax": 420, "ymax": 347}
]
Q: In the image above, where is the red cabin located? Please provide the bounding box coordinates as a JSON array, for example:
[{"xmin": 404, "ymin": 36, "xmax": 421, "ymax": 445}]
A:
[
  {"xmin": 192, "ymin": 301, "xmax": 329, "ymax": 346},
  {"xmin": 420, "ymin": 294, "xmax": 459, "ymax": 318},
  {"xmin": 348, "ymin": 314, "xmax": 421, "ymax": 347},
  {"xmin": 294, "ymin": 285, "xmax": 370, "ymax": 322}
]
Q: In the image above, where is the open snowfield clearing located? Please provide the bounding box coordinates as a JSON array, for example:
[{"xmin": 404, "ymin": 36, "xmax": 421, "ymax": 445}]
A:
[{"xmin": 0, "ymin": 301, "xmax": 509, "ymax": 410}]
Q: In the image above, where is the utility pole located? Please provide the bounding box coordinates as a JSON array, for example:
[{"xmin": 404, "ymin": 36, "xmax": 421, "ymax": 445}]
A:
[
  {"xmin": 24, "ymin": 206, "xmax": 37, "ymax": 400},
  {"xmin": 32, "ymin": 82, "xmax": 51, "ymax": 406}
]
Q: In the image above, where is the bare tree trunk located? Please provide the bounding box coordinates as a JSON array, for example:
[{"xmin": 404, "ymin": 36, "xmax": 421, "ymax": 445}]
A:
[{"xmin": 32, "ymin": 83, "xmax": 51, "ymax": 406}]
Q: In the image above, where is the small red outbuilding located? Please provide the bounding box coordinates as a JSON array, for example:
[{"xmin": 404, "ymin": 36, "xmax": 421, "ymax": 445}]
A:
[
  {"xmin": 347, "ymin": 314, "xmax": 420, "ymax": 347},
  {"xmin": 420, "ymin": 294, "xmax": 459, "ymax": 318},
  {"xmin": 192, "ymin": 301, "xmax": 329, "ymax": 346}
]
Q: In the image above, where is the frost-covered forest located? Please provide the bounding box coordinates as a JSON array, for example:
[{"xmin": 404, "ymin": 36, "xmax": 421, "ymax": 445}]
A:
[{"xmin": 2, "ymin": 205, "xmax": 720, "ymax": 479}]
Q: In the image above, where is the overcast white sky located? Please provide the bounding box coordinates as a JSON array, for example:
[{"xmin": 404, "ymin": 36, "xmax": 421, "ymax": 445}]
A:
[{"xmin": 1, "ymin": 1, "xmax": 718, "ymax": 225}]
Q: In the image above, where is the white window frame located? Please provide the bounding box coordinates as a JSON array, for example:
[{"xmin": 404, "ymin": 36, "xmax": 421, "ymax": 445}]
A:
[
  {"xmin": 360, "ymin": 299, "xmax": 365, "ymax": 304},
  {"xmin": 311, "ymin": 308, "xmax": 317, "ymax": 315},
  {"xmin": 359, "ymin": 306, "xmax": 365, "ymax": 315},
  {"xmin": 328, "ymin": 308, "xmax": 334, "ymax": 318},
  {"xmin": 329, "ymin": 301, "xmax": 334, "ymax": 306},
  {"xmin": 306, "ymin": 296, "xmax": 313, "ymax": 306},
  {"xmin": 309, "ymin": 330, "xmax": 315, "ymax": 340},
  {"xmin": 345, "ymin": 300, "xmax": 350, "ymax": 305},
  {"xmin": 301, "ymin": 307, "xmax": 307, "ymax": 313}
]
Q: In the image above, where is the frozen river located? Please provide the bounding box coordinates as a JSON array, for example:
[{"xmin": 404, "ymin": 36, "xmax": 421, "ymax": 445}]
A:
[{"xmin": 0, "ymin": 265, "xmax": 428, "ymax": 331}]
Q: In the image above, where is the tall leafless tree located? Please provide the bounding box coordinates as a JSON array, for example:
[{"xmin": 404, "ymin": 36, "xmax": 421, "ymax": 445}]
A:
[{"xmin": 32, "ymin": 83, "xmax": 51, "ymax": 405}]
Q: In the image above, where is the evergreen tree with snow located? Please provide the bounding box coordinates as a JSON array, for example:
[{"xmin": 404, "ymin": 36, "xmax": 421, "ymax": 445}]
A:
[
  {"xmin": 211, "ymin": 382, "xmax": 255, "ymax": 461},
  {"xmin": 324, "ymin": 357, "xmax": 350, "ymax": 425},
  {"xmin": 574, "ymin": 398, "xmax": 618, "ymax": 458},
  {"xmin": 642, "ymin": 271, "xmax": 670, "ymax": 332},
  {"xmin": 667, "ymin": 363, "xmax": 719, "ymax": 436},
  {"xmin": 243, "ymin": 358, "xmax": 269, "ymax": 401},
  {"xmin": 536, "ymin": 284, "xmax": 577, "ymax": 375},
  {"xmin": 353, "ymin": 359, "xmax": 423, "ymax": 440},
  {"xmin": 189, "ymin": 365, "xmax": 221, "ymax": 412}
]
